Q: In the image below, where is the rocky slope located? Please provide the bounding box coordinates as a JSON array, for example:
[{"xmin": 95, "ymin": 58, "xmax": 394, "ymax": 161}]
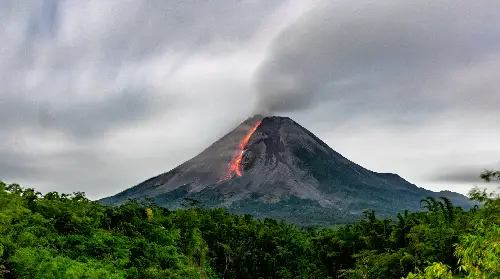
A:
[{"xmin": 101, "ymin": 115, "xmax": 473, "ymax": 225}]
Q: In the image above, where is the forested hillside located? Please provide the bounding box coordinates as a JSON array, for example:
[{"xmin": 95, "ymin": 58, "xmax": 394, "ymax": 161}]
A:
[{"xmin": 0, "ymin": 170, "xmax": 499, "ymax": 278}]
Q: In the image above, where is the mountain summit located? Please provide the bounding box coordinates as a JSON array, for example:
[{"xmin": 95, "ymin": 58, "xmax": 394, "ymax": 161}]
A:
[{"xmin": 101, "ymin": 115, "xmax": 472, "ymax": 225}]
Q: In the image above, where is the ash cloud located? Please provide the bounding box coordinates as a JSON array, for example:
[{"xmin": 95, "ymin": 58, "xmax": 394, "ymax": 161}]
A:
[{"xmin": 254, "ymin": 0, "xmax": 500, "ymax": 115}]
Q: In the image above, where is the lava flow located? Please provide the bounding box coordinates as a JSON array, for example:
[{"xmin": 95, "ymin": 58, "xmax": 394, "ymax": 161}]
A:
[{"xmin": 219, "ymin": 120, "xmax": 262, "ymax": 182}]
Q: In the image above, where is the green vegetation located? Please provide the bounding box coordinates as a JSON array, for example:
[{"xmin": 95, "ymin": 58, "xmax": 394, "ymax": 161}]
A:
[{"xmin": 0, "ymin": 170, "xmax": 498, "ymax": 278}]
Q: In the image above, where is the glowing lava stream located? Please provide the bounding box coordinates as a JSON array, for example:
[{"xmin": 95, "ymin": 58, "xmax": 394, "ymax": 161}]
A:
[{"xmin": 219, "ymin": 120, "xmax": 262, "ymax": 182}]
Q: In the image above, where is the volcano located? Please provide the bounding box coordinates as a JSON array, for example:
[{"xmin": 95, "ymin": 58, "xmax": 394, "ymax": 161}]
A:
[{"xmin": 101, "ymin": 115, "xmax": 472, "ymax": 225}]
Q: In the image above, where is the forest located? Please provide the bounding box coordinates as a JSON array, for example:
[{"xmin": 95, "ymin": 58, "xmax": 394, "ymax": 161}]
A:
[{"xmin": 0, "ymin": 170, "xmax": 499, "ymax": 279}]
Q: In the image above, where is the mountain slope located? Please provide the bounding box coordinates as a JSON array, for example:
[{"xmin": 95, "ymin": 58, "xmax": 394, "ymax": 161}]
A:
[{"xmin": 101, "ymin": 115, "xmax": 472, "ymax": 225}]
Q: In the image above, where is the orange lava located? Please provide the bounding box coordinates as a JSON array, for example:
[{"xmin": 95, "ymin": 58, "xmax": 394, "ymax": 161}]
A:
[{"xmin": 219, "ymin": 121, "xmax": 262, "ymax": 182}]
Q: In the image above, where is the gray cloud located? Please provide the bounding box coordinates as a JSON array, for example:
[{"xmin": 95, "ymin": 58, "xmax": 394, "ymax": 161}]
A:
[
  {"xmin": 431, "ymin": 167, "xmax": 498, "ymax": 184},
  {"xmin": 1, "ymin": 0, "xmax": 499, "ymax": 199},
  {"xmin": 41, "ymin": 0, "xmax": 284, "ymax": 66},
  {"xmin": 0, "ymin": 0, "xmax": 289, "ymax": 197},
  {"xmin": 0, "ymin": 91, "xmax": 172, "ymax": 141},
  {"xmin": 0, "ymin": 0, "xmax": 286, "ymax": 141},
  {"xmin": 254, "ymin": 0, "xmax": 500, "ymax": 114}
]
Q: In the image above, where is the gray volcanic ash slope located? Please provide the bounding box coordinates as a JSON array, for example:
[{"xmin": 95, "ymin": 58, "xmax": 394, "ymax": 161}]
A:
[{"xmin": 101, "ymin": 115, "xmax": 473, "ymax": 225}]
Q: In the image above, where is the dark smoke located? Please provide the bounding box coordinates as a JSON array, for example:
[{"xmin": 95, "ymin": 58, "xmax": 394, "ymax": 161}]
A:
[
  {"xmin": 254, "ymin": 62, "xmax": 317, "ymax": 114},
  {"xmin": 252, "ymin": 3, "xmax": 328, "ymax": 114},
  {"xmin": 253, "ymin": 0, "xmax": 500, "ymax": 115}
]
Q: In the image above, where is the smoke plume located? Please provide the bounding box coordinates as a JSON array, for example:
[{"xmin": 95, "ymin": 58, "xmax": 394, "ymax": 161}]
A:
[{"xmin": 253, "ymin": 0, "xmax": 500, "ymax": 115}]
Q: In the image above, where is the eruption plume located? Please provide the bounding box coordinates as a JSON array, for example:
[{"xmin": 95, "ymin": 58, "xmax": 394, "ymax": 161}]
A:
[{"xmin": 219, "ymin": 120, "xmax": 262, "ymax": 182}]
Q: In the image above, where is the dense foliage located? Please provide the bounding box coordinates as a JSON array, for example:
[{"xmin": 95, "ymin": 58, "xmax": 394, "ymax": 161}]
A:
[{"xmin": 0, "ymin": 170, "xmax": 498, "ymax": 278}]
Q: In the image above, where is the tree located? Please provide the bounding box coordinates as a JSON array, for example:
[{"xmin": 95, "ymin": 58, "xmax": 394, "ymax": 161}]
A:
[
  {"xmin": 404, "ymin": 262, "xmax": 453, "ymax": 279},
  {"xmin": 454, "ymin": 223, "xmax": 500, "ymax": 278},
  {"xmin": 480, "ymin": 169, "xmax": 500, "ymax": 182},
  {"xmin": 420, "ymin": 197, "xmax": 440, "ymax": 212}
]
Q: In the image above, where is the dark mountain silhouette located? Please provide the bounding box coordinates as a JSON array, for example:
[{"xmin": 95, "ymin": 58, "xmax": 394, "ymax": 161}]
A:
[{"xmin": 101, "ymin": 115, "xmax": 473, "ymax": 225}]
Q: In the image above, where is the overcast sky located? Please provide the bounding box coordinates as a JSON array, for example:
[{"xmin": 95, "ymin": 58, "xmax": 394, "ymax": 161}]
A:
[{"xmin": 1, "ymin": 0, "xmax": 499, "ymax": 200}]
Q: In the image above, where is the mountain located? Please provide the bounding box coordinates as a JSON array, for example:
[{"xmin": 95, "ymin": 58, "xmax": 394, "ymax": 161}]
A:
[{"xmin": 101, "ymin": 115, "xmax": 473, "ymax": 225}]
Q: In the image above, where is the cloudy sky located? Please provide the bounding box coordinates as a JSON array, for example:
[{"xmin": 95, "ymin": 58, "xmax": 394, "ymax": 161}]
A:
[{"xmin": 1, "ymin": 0, "xmax": 499, "ymax": 200}]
